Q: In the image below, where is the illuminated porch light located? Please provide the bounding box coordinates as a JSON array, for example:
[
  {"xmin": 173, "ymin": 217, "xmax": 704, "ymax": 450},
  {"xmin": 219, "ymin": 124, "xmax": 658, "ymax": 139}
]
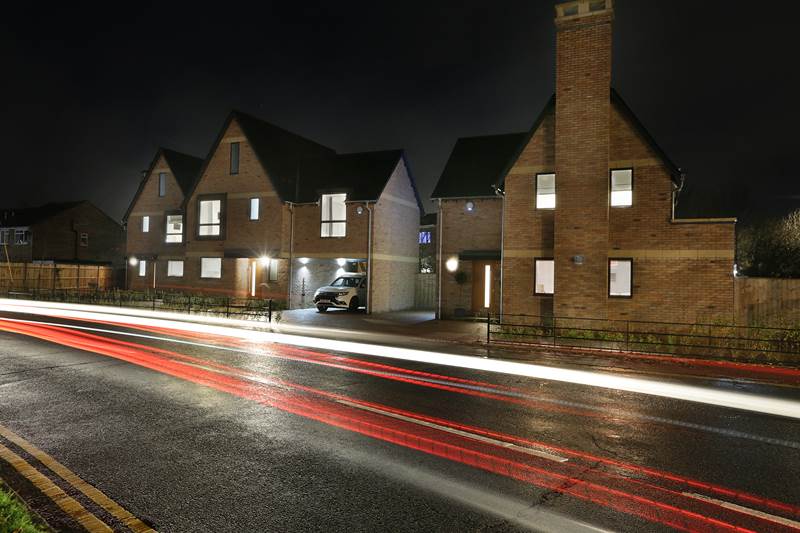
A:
[
  {"xmin": 299, "ymin": 257, "xmax": 310, "ymax": 265},
  {"xmin": 336, "ymin": 258, "xmax": 346, "ymax": 267},
  {"xmin": 259, "ymin": 256, "xmax": 270, "ymax": 267},
  {"xmin": 128, "ymin": 257, "xmax": 138, "ymax": 267},
  {"xmin": 445, "ymin": 257, "xmax": 459, "ymax": 272}
]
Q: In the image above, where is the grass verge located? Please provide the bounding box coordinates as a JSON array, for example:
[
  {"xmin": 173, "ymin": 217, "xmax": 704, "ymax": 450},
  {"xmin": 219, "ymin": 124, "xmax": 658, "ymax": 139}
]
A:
[{"xmin": 0, "ymin": 482, "xmax": 47, "ymax": 533}]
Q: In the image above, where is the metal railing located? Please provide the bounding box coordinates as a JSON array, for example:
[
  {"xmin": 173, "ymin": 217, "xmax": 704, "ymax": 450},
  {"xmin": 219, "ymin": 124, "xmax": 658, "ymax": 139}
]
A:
[
  {"xmin": 487, "ymin": 313, "xmax": 800, "ymax": 365},
  {"xmin": 1, "ymin": 288, "xmax": 284, "ymax": 322}
]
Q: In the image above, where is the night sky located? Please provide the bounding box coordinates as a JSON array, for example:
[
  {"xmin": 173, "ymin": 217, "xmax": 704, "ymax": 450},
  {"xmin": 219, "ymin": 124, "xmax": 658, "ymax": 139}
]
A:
[{"xmin": 2, "ymin": 1, "xmax": 798, "ymax": 223}]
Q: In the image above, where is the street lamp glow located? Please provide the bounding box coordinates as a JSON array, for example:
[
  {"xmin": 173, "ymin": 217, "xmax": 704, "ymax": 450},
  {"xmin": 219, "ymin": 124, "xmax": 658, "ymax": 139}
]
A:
[{"xmin": 446, "ymin": 257, "xmax": 459, "ymax": 272}]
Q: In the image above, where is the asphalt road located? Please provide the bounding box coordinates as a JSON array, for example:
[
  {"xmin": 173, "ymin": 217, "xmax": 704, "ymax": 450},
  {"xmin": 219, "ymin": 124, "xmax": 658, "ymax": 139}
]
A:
[{"xmin": 0, "ymin": 308, "xmax": 799, "ymax": 532}]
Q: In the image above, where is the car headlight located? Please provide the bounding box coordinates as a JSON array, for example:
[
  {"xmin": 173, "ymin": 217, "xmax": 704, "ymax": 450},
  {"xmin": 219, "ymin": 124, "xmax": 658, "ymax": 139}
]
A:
[{"xmin": 337, "ymin": 291, "xmax": 349, "ymax": 296}]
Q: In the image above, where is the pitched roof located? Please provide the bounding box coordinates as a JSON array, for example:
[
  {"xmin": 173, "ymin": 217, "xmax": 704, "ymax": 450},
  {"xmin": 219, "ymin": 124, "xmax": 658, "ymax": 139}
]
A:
[
  {"xmin": 0, "ymin": 201, "xmax": 84, "ymax": 227},
  {"xmin": 292, "ymin": 150, "xmax": 414, "ymax": 205},
  {"xmin": 432, "ymin": 132, "xmax": 529, "ymax": 199},
  {"xmin": 122, "ymin": 147, "xmax": 203, "ymax": 222},
  {"xmin": 432, "ymin": 90, "xmax": 683, "ymax": 199},
  {"xmin": 161, "ymin": 148, "xmax": 204, "ymax": 195}
]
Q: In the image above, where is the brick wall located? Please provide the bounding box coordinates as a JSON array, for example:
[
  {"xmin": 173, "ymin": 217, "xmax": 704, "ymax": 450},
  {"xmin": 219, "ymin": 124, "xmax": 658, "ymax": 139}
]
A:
[{"xmin": 438, "ymin": 197, "xmax": 502, "ymax": 317}]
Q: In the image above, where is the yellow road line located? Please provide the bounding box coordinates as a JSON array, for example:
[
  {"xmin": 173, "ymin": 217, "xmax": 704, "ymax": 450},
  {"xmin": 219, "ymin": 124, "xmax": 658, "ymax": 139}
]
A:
[
  {"xmin": 0, "ymin": 424, "xmax": 156, "ymax": 533},
  {"xmin": 0, "ymin": 441, "xmax": 111, "ymax": 533}
]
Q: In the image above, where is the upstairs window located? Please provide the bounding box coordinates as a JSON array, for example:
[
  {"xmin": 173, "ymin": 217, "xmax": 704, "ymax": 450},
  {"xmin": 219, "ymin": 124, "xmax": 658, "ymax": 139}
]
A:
[
  {"xmin": 230, "ymin": 142, "xmax": 240, "ymax": 175},
  {"xmin": 158, "ymin": 172, "xmax": 166, "ymax": 197},
  {"xmin": 165, "ymin": 214, "xmax": 183, "ymax": 243},
  {"xmin": 536, "ymin": 173, "xmax": 556, "ymax": 209},
  {"xmin": 201, "ymin": 257, "xmax": 222, "ymax": 279},
  {"xmin": 138, "ymin": 260, "xmax": 147, "ymax": 277},
  {"xmin": 79, "ymin": 233, "xmax": 89, "ymax": 247},
  {"xmin": 419, "ymin": 231, "xmax": 431, "ymax": 244},
  {"xmin": 534, "ymin": 258, "xmax": 554, "ymax": 295},
  {"xmin": 609, "ymin": 259, "xmax": 633, "ymax": 297},
  {"xmin": 611, "ymin": 169, "xmax": 633, "ymax": 207},
  {"xmin": 167, "ymin": 260, "xmax": 184, "ymax": 277},
  {"xmin": 321, "ymin": 193, "xmax": 347, "ymax": 237},
  {"xmin": 249, "ymin": 198, "xmax": 260, "ymax": 221},
  {"xmin": 14, "ymin": 230, "xmax": 29, "ymax": 245},
  {"xmin": 142, "ymin": 216, "xmax": 150, "ymax": 233},
  {"xmin": 198, "ymin": 198, "xmax": 222, "ymax": 236}
]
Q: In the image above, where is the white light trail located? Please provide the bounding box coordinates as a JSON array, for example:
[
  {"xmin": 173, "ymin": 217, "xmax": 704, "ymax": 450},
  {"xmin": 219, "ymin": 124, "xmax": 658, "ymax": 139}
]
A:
[{"xmin": 2, "ymin": 299, "xmax": 800, "ymax": 420}]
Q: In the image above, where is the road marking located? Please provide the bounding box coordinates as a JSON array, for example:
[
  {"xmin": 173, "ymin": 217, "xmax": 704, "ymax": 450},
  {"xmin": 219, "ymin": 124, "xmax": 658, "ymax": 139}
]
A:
[
  {"xmin": 0, "ymin": 441, "xmax": 112, "ymax": 533},
  {"xmin": 683, "ymin": 492, "xmax": 800, "ymax": 529},
  {"xmin": 333, "ymin": 398, "xmax": 569, "ymax": 463},
  {"xmin": 0, "ymin": 424, "xmax": 156, "ymax": 533}
]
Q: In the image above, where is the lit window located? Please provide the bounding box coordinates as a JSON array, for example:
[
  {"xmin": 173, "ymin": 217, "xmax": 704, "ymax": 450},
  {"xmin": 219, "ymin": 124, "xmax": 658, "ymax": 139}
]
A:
[
  {"xmin": 321, "ymin": 193, "xmax": 347, "ymax": 237},
  {"xmin": 167, "ymin": 260, "xmax": 184, "ymax": 277},
  {"xmin": 609, "ymin": 259, "xmax": 632, "ymax": 297},
  {"xmin": 138, "ymin": 260, "xmax": 147, "ymax": 277},
  {"xmin": 198, "ymin": 199, "xmax": 222, "ymax": 236},
  {"xmin": 230, "ymin": 142, "xmax": 240, "ymax": 175},
  {"xmin": 249, "ymin": 198, "xmax": 260, "ymax": 221},
  {"xmin": 158, "ymin": 172, "xmax": 166, "ymax": 197},
  {"xmin": 165, "ymin": 214, "xmax": 183, "ymax": 243},
  {"xmin": 611, "ymin": 169, "xmax": 633, "ymax": 207},
  {"xmin": 79, "ymin": 233, "xmax": 89, "ymax": 247},
  {"xmin": 14, "ymin": 230, "xmax": 29, "ymax": 245},
  {"xmin": 534, "ymin": 259, "xmax": 554, "ymax": 295},
  {"xmin": 142, "ymin": 216, "xmax": 150, "ymax": 233},
  {"xmin": 536, "ymin": 173, "xmax": 556, "ymax": 209},
  {"xmin": 201, "ymin": 257, "xmax": 222, "ymax": 279},
  {"xmin": 0, "ymin": 230, "xmax": 8, "ymax": 245},
  {"xmin": 419, "ymin": 231, "xmax": 431, "ymax": 244},
  {"xmin": 269, "ymin": 258, "xmax": 279, "ymax": 282}
]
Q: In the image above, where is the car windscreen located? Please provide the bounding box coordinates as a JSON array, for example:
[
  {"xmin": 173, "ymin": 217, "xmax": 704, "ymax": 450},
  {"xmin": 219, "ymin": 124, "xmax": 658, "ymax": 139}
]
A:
[{"xmin": 330, "ymin": 277, "xmax": 362, "ymax": 288}]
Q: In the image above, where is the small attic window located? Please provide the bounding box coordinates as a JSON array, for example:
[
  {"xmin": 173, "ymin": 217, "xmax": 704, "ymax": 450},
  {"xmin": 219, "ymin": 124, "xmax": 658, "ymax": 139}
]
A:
[
  {"xmin": 589, "ymin": 1, "xmax": 606, "ymax": 12},
  {"xmin": 563, "ymin": 5, "xmax": 579, "ymax": 16}
]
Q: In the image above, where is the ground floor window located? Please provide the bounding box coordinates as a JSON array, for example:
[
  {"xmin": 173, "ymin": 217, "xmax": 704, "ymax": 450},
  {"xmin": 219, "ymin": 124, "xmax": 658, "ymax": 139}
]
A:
[
  {"xmin": 138, "ymin": 260, "xmax": 147, "ymax": 277},
  {"xmin": 534, "ymin": 258, "xmax": 554, "ymax": 295},
  {"xmin": 269, "ymin": 258, "xmax": 279, "ymax": 281},
  {"xmin": 14, "ymin": 230, "xmax": 29, "ymax": 245},
  {"xmin": 167, "ymin": 260, "xmax": 184, "ymax": 277},
  {"xmin": 200, "ymin": 257, "xmax": 222, "ymax": 279},
  {"xmin": 609, "ymin": 258, "xmax": 633, "ymax": 297},
  {"xmin": 0, "ymin": 230, "xmax": 8, "ymax": 244},
  {"xmin": 79, "ymin": 233, "xmax": 89, "ymax": 247}
]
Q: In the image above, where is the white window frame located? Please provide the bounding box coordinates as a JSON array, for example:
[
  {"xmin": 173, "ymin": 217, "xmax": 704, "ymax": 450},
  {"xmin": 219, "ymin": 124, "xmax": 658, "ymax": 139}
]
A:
[
  {"xmin": 79, "ymin": 233, "xmax": 89, "ymax": 247},
  {"xmin": 200, "ymin": 257, "xmax": 222, "ymax": 279},
  {"xmin": 138, "ymin": 260, "xmax": 147, "ymax": 277},
  {"xmin": 536, "ymin": 173, "xmax": 556, "ymax": 210},
  {"xmin": 14, "ymin": 230, "xmax": 29, "ymax": 245},
  {"xmin": 249, "ymin": 198, "xmax": 260, "ymax": 221},
  {"xmin": 167, "ymin": 260, "xmax": 184, "ymax": 277},
  {"xmin": 142, "ymin": 216, "xmax": 150, "ymax": 233},
  {"xmin": 269, "ymin": 258, "xmax": 279, "ymax": 282},
  {"xmin": 158, "ymin": 172, "xmax": 166, "ymax": 197},
  {"xmin": 321, "ymin": 193, "xmax": 347, "ymax": 238},
  {"xmin": 610, "ymin": 169, "xmax": 633, "ymax": 207},
  {"xmin": 165, "ymin": 214, "xmax": 183, "ymax": 243},
  {"xmin": 534, "ymin": 258, "xmax": 555, "ymax": 295},
  {"xmin": 609, "ymin": 258, "xmax": 633, "ymax": 297},
  {"xmin": 198, "ymin": 198, "xmax": 222, "ymax": 237}
]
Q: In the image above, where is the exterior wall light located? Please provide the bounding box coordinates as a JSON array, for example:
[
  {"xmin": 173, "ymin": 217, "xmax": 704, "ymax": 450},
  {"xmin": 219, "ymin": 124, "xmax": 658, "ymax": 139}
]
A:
[
  {"xmin": 446, "ymin": 257, "xmax": 459, "ymax": 272},
  {"xmin": 299, "ymin": 257, "xmax": 310, "ymax": 265},
  {"xmin": 336, "ymin": 257, "xmax": 347, "ymax": 267},
  {"xmin": 128, "ymin": 257, "xmax": 138, "ymax": 267},
  {"xmin": 465, "ymin": 201, "xmax": 475, "ymax": 212},
  {"xmin": 356, "ymin": 206, "xmax": 364, "ymax": 215},
  {"xmin": 259, "ymin": 256, "xmax": 270, "ymax": 266}
]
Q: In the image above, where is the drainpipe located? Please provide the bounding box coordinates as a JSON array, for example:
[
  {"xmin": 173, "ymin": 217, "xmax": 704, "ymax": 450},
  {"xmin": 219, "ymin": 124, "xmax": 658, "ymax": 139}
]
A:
[
  {"xmin": 287, "ymin": 203, "xmax": 295, "ymax": 309},
  {"xmin": 366, "ymin": 203, "xmax": 373, "ymax": 314},
  {"xmin": 670, "ymin": 171, "xmax": 686, "ymax": 222},
  {"xmin": 436, "ymin": 198, "xmax": 443, "ymax": 320},
  {"xmin": 152, "ymin": 257, "xmax": 157, "ymax": 289},
  {"xmin": 494, "ymin": 184, "xmax": 505, "ymax": 318}
]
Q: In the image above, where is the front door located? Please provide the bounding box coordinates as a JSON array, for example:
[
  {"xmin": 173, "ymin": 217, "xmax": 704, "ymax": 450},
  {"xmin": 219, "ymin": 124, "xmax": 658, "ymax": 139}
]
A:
[{"xmin": 471, "ymin": 260, "xmax": 499, "ymax": 315}]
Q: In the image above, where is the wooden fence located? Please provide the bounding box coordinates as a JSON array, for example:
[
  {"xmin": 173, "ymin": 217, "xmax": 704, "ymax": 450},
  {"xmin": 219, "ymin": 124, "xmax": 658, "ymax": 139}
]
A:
[
  {"xmin": 0, "ymin": 262, "xmax": 117, "ymax": 293},
  {"xmin": 735, "ymin": 277, "xmax": 800, "ymax": 326}
]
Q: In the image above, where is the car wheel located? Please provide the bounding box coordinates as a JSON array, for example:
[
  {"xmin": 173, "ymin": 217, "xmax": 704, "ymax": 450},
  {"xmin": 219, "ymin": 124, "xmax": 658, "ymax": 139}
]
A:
[
  {"xmin": 348, "ymin": 297, "xmax": 359, "ymax": 312},
  {"xmin": 316, "ymin": 305, "xmax": 328, "ymax": 313}
]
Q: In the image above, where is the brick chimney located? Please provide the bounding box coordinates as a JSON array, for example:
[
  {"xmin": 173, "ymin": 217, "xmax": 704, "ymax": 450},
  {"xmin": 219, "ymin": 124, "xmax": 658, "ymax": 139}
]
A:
[{"xmin": 553, "ymin": 0, "xmax": 614, "ymax": 319}]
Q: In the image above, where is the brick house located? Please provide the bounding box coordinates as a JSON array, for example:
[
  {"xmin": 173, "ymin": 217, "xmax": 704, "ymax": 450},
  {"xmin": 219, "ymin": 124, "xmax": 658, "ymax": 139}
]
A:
[
  {"xmin": 0, "ymin": 201, "xmax": 123, "ymax": 265},
  {"xmin": 432, "ymin": 0, "xmax": 736, "ymax": 323},
  {"xmin": 124, "ymin": 111, "xmax": 421, "ymax": 313}
]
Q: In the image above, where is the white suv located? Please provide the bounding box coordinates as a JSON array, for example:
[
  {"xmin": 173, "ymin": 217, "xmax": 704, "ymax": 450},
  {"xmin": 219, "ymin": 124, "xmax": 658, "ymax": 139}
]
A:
[{"xmin": 313, "ymin": 273, "xmax": 367, "ymax": 313}]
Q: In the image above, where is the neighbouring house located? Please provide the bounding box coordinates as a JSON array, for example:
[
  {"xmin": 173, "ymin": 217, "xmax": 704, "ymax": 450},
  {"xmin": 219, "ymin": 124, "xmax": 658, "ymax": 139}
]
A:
[
  {"xmin": 124, "ymin": 110, "xmax": 422, "ymax": 313},
  {"xmin": 432, "ymin": 0, "xmax": 736, "ymax": 324},
  {"xmin": 0, "ymin": 201, "xmax": 124, "ymax": 265}
]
